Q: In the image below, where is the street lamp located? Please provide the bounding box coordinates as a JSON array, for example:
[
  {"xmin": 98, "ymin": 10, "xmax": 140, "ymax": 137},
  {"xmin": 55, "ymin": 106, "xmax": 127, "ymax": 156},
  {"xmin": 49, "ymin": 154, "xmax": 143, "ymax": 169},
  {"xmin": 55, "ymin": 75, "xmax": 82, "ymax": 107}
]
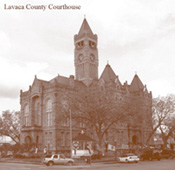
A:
[{"xmin": 70, "ymin": 108, "xmax": 72, "ymax": 158}]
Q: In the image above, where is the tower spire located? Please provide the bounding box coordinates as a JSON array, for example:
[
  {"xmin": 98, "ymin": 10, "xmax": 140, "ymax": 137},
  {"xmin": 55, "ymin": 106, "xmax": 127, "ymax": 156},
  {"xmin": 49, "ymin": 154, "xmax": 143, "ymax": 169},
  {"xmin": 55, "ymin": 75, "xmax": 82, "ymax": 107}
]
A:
[
  {"xmin": 74, "ymin": 18, "xmax": 98, "ymax": 86},
  {"xmin": 77, "ymin": 18, "xmax": 94, "ymax": 37}
]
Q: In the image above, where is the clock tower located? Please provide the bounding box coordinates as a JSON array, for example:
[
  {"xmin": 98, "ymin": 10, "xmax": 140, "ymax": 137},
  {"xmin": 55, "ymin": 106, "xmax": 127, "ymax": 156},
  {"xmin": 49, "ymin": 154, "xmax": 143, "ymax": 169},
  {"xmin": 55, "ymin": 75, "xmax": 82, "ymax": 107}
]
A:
[{"xmin": 74, "ymin": 18, "xmax": 98, "ymax": 86}]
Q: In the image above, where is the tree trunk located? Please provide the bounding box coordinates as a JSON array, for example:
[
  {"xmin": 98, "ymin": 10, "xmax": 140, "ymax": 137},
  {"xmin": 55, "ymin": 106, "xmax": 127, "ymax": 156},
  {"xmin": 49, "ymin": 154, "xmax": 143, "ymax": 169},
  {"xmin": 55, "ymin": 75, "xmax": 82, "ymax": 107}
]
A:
[
  {"xmin": 146, "ymin": 127, "xmax": 158, "ymax": 145},
  {"xmin": 97, "ymin": 136, "xmax": 103, "ymax": 159}
]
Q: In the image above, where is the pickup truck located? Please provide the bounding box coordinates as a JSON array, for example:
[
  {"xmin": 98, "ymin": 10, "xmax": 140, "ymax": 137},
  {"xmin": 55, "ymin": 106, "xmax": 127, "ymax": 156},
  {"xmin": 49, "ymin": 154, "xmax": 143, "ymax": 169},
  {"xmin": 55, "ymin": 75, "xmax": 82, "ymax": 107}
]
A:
[{"xmin": 43, "ymin": 154, "xmax": 74, "ymax": 166}]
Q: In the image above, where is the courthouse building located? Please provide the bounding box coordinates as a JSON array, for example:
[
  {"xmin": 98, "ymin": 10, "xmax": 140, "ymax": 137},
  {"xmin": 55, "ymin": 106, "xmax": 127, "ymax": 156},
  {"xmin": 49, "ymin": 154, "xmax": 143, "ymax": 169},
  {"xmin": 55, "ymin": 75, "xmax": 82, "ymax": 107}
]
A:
[{"xmin": 20, "ymin": 18, "xmax": 153, "ymax": 152}]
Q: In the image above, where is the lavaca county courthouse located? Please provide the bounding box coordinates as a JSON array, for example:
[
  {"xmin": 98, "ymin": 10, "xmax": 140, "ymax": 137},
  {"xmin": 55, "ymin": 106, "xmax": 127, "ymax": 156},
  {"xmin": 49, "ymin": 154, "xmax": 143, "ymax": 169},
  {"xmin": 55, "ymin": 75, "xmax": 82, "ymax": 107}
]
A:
[{"xmin": 20, "ymin": 18, "xmax": 153, "ymax": 153}]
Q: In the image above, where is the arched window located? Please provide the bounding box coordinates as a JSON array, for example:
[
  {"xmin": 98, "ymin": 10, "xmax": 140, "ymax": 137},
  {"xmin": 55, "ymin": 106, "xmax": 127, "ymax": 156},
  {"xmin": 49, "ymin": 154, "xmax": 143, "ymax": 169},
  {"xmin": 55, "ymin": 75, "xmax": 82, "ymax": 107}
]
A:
[
  {"xmin": 37, "ymin": 102, "xmax": 41, "ymax": 126},
  {"xmin": 46, "ymin": 99, "xmax": 52, "ymax": 126},
  {"xmin": 34, "ymin": 97, "xmax": 41, "ymax": 126},
  {"xmin": 24, "ymin": 105, "xmax": 29, "ymax": 126}
]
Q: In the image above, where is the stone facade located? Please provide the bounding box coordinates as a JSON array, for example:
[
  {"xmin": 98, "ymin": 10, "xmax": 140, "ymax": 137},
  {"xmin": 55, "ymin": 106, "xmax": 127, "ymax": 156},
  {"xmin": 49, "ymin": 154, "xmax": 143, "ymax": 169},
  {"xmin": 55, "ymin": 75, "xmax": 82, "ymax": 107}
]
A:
[{"xmin": 20, "ymin": 18, "xmax": 153, "ymax": 153}]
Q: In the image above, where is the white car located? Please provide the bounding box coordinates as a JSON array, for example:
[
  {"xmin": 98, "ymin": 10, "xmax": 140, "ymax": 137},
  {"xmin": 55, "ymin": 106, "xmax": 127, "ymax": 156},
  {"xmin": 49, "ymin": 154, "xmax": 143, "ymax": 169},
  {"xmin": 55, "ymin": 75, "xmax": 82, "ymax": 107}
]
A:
[
  {"xmin": 43, "ymin": 154, "xmax": 74, "ymax": 166},
  {"xmin": 119, "ymin": 153, "xmax": 140, "ymax": 163}
]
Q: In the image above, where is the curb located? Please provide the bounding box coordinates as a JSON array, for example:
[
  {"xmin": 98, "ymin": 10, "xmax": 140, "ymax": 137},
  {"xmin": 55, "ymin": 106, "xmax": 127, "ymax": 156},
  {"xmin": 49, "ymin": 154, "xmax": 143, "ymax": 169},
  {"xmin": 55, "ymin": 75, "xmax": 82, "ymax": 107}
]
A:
[{"xmin": 0, "ymin": 158, "xmax": 119, "ymax": 167}]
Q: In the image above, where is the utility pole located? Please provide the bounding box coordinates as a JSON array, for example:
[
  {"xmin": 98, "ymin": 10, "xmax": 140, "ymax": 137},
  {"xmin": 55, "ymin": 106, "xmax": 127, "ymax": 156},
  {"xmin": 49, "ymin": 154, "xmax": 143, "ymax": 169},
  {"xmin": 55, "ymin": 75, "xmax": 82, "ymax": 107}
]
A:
[{"xmin": 70, "ymin": 109, "xmax": 72, "ymax": 158}]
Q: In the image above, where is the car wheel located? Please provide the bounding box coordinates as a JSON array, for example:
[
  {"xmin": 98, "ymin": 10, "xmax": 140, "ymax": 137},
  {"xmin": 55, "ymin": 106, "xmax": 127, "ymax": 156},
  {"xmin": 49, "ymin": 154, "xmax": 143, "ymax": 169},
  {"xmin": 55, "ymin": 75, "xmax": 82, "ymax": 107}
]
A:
[
  {"xmin": 48, "ymin": 161, "xmax": 54, "ymax": 166},
  {"xmin": 67, "ymin": 161, "xmax": 73, "ymax": 166},
  {"xmin": 135, "ymin": 161, "xmax": 138, "ymax": 163},
  {"xmin": 125, "ymin": 159, "xmax": 129, "ymax": 163}
]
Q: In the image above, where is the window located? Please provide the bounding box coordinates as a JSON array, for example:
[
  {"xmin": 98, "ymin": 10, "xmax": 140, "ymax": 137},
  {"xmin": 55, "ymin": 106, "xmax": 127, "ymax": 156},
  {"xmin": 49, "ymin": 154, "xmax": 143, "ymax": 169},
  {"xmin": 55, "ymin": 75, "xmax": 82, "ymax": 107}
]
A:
[
  {"xmin": 65, "ymin": 132, "xmax": 70, "ymax": 146},
  {"xmin": 45, "ymin": 132, "xmax": 48, "ymax": 146},
  {"xmin": 53, "ymin": 155, "xmax": 58, "ymax": 159},
  {"xmin": 62, "ymin": 116, "xmax": 70, "ymax": 127},
  {"xmin": 45, "ymin": 132, "xmax": 52, "ymax": 147},
  {"xmin": 89, "ymin": 41, "xmax": 96, "ymax": 48},
  {"xmin": 60, "ymin": 155, "xmax": 65, "ymax": 159},
  {"xmin": 34, "ymin": 98, "xmax": 41, "ymax": 126},
  {"xmin": 77, "ymin": 41, "xmax": 84, "ymax": 48},
  {"xmin": 46, "ymin": 99, "xmax": 52, "ymax": 126},
  {"xmin": 36, "ymin": 102, "xmax": 41, "ymax": 126},
  {"xmin": 36, "ymin": 136, "xmax": 39, "ymax": 144},
  {"xmin": 79, "ymin": 118, "xmax": 85, "ymax": 128},
  {"xmin": 24, "ymin": 105, "xmax": 29, "ymax": 126},
  {"xmin": 61, "ymin": 132, "xmax": 65, "ymax": 146},
  {"xmin": 49, "ymin": 132, "xmax": 52, "ymax": 146},
  {"xmin": 45, "ymin": 155, "xmax": 52, "ymax": 158}
]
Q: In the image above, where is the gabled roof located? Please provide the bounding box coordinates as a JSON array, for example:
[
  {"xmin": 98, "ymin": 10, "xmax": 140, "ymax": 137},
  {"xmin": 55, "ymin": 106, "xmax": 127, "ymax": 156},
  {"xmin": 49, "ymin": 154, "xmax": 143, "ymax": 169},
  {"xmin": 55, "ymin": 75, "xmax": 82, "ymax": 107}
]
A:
[
  {"xmin": 50, "ymin": 75, "xmax": 85, "ymax": 88},
  {"xmin": 100, "ymin": 64, "xmax": 117, "ymax": 83},
  {"xmin": 78, "ymin": 18, "xmax": 94, "ymax": 36},
  {"xmin": 129, "ymin": 74, "xmax": 144, "ymax": 92},
  {"xmin": 32, "ymin": 75, "xmax": 49, "ymax": 87},
  {"xmin": 50, "ymin": 75, "xmax": 70, "ymax": 85}
]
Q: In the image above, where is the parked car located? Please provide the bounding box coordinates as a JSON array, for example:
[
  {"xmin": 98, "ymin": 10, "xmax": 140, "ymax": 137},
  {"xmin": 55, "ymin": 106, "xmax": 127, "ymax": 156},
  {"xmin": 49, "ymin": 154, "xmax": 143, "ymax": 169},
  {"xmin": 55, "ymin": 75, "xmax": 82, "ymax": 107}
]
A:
[
  {"xmin": 43, "ymin": 154, "xmax": 74, "ymax": 166},
  {"xmin": 118, "ymin": 153, "xmax": 140, "ymax": 163},
  {"xmin": 140, "ymin": 149, "xmax": 161, "ymax": 161}
]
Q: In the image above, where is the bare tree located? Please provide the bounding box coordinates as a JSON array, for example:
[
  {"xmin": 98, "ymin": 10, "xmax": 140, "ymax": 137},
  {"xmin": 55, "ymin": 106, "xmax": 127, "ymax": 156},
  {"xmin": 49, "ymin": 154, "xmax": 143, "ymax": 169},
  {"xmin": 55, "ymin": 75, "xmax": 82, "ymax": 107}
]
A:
[
  {"xmin": 159, "ymin": 106, "xmax": 175, "ymax": 148},
  {"xmin": 146, "ymin": 95, "xmax": 175, "ymax": 145},
  {"xmin": 0, "ymin": 110, "xmax": 20, "ymax": 144},
  {"xmin": 70, "ymin": 86, "xmax": 132, "ymax": 155}
]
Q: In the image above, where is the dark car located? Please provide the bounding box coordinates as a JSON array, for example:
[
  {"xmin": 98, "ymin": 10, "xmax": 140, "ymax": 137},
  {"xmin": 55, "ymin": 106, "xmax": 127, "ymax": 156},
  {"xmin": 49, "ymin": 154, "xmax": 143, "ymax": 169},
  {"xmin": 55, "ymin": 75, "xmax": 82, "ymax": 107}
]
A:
[
  {"xmin": 140, "ymin": 149, "xmax": 160, "ymax": 161},
  {"xmin": 160, "ymin": 150, "xmax": 175, "ymax": 159}
]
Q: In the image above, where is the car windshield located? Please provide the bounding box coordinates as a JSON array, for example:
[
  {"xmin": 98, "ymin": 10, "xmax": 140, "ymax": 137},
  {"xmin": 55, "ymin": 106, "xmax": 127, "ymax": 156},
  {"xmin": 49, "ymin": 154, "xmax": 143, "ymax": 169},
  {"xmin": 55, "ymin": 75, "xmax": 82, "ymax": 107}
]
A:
[{"xmin": 45, "ymin": 155, "xmax": 52, "ymax": 158}]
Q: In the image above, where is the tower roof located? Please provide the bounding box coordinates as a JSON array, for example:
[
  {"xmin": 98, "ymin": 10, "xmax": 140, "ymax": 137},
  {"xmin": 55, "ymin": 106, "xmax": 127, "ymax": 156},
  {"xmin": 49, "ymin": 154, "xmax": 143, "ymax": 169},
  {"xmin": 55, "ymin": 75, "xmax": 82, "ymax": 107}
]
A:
[
  {"xmin": 78, "ymin": 18, "xmax": 94, "ymax": 36},
  {"xmin": 100, "ymin": 64, "xmax": 117, "ymax": 82},
  {"xmin": 129, "ymin": 74, "xmax": 144, "ymax": 92}
]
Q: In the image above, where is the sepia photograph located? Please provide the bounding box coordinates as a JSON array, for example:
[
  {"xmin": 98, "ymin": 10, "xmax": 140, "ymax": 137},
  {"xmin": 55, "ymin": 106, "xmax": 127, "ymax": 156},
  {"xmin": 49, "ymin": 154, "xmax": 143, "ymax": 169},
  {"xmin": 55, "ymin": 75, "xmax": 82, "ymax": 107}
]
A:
[{"xmin": 0, "ymin": 0, "xmax": 175, "ymax": 169}]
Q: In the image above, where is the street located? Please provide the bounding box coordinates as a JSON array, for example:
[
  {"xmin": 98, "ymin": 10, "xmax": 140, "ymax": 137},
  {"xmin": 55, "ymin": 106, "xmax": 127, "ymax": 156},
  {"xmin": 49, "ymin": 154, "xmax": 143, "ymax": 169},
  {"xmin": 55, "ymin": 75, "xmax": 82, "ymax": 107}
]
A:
[{"xmin": 0, "ymin": 160, "xmax": 175, "ymax": 170}]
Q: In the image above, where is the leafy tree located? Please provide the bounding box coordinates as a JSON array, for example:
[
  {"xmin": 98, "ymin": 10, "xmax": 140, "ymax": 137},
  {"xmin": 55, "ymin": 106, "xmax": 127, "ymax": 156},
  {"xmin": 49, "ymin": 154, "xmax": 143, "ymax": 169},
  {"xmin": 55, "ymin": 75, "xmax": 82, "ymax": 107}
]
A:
[{"xmin": 0, "ymin": 110, "xmax": 20, "ymax": 144}]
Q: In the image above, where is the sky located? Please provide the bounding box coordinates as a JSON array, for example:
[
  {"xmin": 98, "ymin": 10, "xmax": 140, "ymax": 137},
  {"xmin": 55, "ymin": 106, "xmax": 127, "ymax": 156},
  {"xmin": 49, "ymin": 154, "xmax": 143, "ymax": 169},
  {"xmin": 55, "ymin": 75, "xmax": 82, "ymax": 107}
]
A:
[{"xmin": 0, "ymin": 0, "xmax": 175, "ymax": 113}]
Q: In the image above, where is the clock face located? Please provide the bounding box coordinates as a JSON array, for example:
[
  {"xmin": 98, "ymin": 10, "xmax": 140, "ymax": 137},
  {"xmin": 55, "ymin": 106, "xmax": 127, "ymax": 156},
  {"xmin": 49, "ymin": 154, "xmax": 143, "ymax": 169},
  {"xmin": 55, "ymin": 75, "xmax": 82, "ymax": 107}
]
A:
[
  {"xmin": 90, "ymin": 54, "xmax": 95, "ymax": 61},
  {"xmin": 78, "ymin": 54, "xmax": 83, "ymax": 62}
]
